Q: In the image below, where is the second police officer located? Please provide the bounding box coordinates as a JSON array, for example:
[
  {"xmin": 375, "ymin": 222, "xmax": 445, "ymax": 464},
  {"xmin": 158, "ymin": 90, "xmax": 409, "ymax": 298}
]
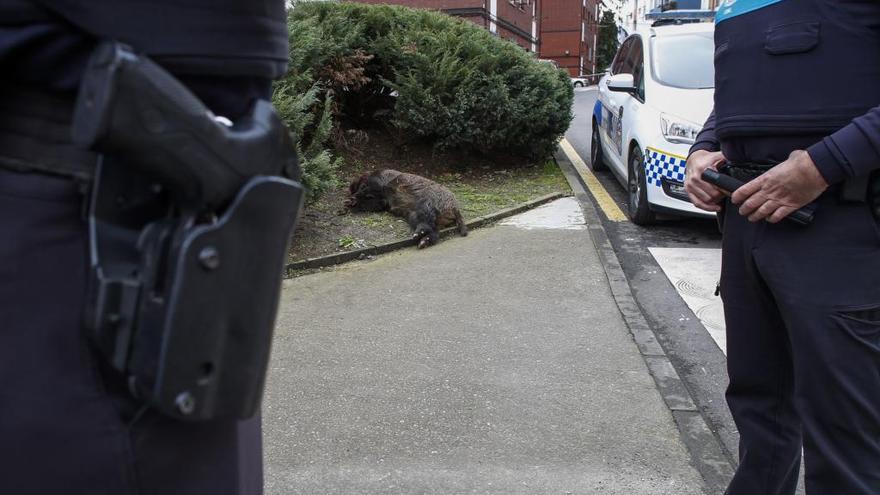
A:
[{"xmin": 685, "ymin": 0, "xmax": 880, "ymax": 494}]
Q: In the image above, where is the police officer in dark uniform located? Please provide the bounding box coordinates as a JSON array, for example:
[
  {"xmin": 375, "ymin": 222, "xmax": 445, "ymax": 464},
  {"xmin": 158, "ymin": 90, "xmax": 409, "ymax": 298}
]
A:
[
  {"xmin": 0, "ymin": 0, "xmax": 290, "ymax": 493},
  {"xmin": 684, "ymin": 1, "xmax": 880, "ymax": 493}
]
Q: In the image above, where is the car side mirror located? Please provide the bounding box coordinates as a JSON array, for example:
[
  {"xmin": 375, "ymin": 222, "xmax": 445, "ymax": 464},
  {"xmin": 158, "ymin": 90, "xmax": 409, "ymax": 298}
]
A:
[{"xmin": 607, "ymin": 73, "xmax": 636, "ymax": 94}]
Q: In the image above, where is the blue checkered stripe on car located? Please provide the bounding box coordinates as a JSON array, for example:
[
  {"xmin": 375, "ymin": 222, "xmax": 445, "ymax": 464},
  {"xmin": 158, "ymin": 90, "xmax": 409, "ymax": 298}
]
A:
[{"xmin": 644, "ymin": 148, "xmax": 686, "ymax": 187}]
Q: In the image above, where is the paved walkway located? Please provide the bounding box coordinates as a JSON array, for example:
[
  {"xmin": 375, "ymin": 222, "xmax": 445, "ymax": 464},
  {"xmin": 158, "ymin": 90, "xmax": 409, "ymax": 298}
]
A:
[{"xmin": 263, "ymin": 198, "xmax": 706, "ymax": 494}]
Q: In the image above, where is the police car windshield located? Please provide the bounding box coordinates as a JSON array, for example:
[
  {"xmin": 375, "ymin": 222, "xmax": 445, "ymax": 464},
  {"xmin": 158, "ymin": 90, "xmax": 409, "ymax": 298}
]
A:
[{"xmin": 650, "ymin": 32, "xmax": 714, "ymax": 89}]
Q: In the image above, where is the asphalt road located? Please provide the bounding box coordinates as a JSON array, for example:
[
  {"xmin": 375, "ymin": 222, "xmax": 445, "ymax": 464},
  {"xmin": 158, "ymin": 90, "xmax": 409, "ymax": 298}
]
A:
[{"xmin": 565, "ymin": 87, "xmax": 737, "ymax": 462}]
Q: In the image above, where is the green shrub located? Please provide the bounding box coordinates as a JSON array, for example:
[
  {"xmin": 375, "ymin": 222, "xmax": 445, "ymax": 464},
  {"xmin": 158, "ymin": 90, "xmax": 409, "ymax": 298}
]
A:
[
  {"xmin": 281, "ymin": 1, "xmax": 573, "ymax": 162},
  {"xmin": 273, "ymin": 80, "xmax": 341, "ymax": 201}
]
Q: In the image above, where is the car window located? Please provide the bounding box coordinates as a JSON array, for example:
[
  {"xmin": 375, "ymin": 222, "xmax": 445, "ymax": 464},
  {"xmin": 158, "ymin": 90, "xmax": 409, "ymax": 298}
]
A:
[
  {"xmin": 611, "ymin": 38, "xmax": 634, "ymax": 75},
  {"xmin": 637, "ymin": 62, "xmax": 646, "ymax": 99},
  {"xmin": 631, "ymin": 40, "xmax": 646, "ymax": 100},
  {"xmin": 619, "ymin": 37, "xmax": 641, "ymax": 76},
  {"xmin": 629, "ymin": 38, "xmax": 645, "ymax": 100},
  {"xmin": 650, "ymin": 32, "xmax": 715, "ymax": 89}
]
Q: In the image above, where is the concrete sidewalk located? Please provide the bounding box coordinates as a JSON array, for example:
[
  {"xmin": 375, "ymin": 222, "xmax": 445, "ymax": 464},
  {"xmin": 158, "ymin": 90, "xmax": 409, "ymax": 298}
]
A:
[{"xmin": 264, "ymin": 198, "xmax": 706, "ymax": 494}]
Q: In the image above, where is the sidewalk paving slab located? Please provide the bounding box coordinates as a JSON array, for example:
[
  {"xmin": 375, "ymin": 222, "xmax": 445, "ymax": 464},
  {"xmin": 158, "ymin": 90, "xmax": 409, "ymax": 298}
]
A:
[{"xmin": 264, "ymin": 199, "xmax": 707, "ymax": 494}]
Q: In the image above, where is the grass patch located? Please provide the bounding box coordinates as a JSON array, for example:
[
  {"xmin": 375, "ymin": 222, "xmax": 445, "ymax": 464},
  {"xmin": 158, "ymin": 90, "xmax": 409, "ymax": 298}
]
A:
[
  {"xmin": 444, "ymin": 161, "xmax": 568, "ymax": 219},
  {"xmin": 289, "ymin": 131, "xmax": 570, "ymax": 262}
]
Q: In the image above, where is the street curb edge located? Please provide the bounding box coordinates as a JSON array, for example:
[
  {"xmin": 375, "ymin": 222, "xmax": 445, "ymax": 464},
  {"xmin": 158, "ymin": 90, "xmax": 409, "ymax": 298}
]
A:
[
  {"xmin": 284, "ymin": 191, "xmax": 567, "ymax": 277},
  {"xmin": 554, "ymin": 147, "xmax": 736, "ymax": 493}
]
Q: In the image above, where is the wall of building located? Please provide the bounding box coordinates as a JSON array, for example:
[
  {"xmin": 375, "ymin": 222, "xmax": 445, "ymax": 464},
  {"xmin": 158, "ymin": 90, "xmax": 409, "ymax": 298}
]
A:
[
  {"xmin": 353, "ymin": 0, "xmax": 539, "ymax": 51},
  {"xmin": 539, "ymin": 0, "xmax": 598, "ymax": 76},
  {"xmin": 494, "ymin": 0, "xmax": 539, "ymax": 51},
  {"xmin": 356, "ymin": 0, "xmax": 478, "ymax": 10}
]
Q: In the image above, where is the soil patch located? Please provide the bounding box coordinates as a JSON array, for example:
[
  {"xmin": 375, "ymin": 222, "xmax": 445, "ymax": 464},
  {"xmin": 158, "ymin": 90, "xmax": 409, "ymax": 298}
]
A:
[{"xmin": 290, "ymin": 130, "xmax": 571, "ymax": 262}]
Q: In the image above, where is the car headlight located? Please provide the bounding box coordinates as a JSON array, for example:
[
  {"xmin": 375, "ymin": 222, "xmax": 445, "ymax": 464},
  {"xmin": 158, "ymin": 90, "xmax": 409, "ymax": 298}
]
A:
[{"xmin": 660, "ymin": 113, "xmax": 701, "ymax": 145}]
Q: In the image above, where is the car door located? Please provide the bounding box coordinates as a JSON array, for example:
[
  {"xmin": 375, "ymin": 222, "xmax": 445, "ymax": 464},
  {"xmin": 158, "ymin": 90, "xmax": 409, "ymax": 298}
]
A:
[
  {"xmin": 597, "ymin": 37, "xmax": 635, "ymax": 180},
  {"xmin": 620, "ymin": 36, "xmax": 645, "ymax": 176}
]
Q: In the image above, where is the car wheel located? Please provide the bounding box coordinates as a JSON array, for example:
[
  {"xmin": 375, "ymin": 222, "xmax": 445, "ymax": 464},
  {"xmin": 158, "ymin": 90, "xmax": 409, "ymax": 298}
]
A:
[
  {"xmin": 574, "ymin": 81, "xmax": 584, "ymax": 88},
  {"xmin": 589, "ymin": 122, "xmax": 607, "ymax": 172},
  {"xmin": 627, "ymin": 147, "xmax": 656, "ymax": 225}
]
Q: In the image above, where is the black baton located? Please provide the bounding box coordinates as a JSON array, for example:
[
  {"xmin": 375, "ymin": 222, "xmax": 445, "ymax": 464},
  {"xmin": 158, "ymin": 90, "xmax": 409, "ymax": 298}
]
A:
[{"xmin": 701, "ymin": 169, "xmax": 815, "ymax": 226}]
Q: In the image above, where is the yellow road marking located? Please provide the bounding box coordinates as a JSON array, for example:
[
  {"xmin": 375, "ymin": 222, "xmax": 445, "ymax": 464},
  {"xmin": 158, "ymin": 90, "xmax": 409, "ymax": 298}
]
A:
[{"xmin": 559, "ymin": 138, "xmax": 628, "ymax": 222}]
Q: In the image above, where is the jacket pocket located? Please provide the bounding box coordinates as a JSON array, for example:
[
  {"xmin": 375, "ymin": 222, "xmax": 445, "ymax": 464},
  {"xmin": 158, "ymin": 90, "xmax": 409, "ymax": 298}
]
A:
[{"xmin": 764, "ymin": 21, "xmax": 820, "ymax": 55}]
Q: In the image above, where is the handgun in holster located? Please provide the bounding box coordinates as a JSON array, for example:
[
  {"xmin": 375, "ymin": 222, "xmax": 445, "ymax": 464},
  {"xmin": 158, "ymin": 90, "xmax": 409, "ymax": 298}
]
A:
[{"xmin": 72, "ymin": 42, "xmax": 304, "ymax": 421}]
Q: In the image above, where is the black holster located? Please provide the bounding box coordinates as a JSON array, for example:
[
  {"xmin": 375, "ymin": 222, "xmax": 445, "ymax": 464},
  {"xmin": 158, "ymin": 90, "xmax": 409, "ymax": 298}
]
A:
[
  {"xmin": 841, "ymin": 171, "xmax": 880, "ymax": 221},
  {"xmin": 75, "ymin": 42, "xmax": 304, "ymax": 421},
  {"xmin": 870, "ymin": 172, "xmax": 880, "ymax": 220},
  {"xmin": 715, "ymin": 200, "xmax": 726, "ymax": 234}
]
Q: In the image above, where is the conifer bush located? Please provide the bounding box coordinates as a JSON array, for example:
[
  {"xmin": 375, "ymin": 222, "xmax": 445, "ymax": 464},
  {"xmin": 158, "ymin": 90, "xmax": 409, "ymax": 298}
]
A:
[{"xmin": 275, "ymin": 1, "xmax": 573, "ymax": 198}]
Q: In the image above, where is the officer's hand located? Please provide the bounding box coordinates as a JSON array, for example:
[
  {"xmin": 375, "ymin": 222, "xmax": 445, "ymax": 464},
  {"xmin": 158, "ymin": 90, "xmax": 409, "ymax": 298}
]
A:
[
  {"xmin": 685, "ymin": 150, "xmax": 727, "ymax": 212},
  {"xmin": 732, "ymin": 149, "xmax": 828, "ymax": 223}
]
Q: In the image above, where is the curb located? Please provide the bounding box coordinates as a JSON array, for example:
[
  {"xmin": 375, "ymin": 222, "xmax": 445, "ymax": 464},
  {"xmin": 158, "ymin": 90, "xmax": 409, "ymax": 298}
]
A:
[
  {"xmin": 284, "ymin": 191, "xmax": 566, "ymax": 276},
  {"xmin": 554, "ymin": 147, "xmax": 735, "ymax": 493}
]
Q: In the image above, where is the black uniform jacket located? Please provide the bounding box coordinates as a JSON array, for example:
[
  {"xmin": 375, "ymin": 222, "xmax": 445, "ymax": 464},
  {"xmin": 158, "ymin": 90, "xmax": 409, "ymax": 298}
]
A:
[
  {"xmin": 691, "ymin": 0, "xmax": 880, "ymax": 186},
  {"xmin": 0, "ymin": 0, "xmax": 288, "ymax": 90}
]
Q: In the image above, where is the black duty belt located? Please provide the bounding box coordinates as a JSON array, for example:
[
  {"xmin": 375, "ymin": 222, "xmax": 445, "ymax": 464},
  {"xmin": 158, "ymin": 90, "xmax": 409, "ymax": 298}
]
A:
[{"xmin": 0, "ymin": 83, "xmax": 98, "ymax": 182}]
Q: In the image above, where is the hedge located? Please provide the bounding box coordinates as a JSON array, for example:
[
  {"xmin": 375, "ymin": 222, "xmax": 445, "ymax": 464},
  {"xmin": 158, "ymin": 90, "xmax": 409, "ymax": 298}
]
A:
[{"xmin": 274, "ymin": 1, "xmax": 574, "ymax": 199}]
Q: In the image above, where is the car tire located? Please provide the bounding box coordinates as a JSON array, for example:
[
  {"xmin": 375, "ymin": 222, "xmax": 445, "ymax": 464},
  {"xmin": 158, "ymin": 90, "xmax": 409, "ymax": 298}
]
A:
[
  {"xmin": 627, "ymin": 147, "xmax": 656, "ymax": 225},
  {"xmin": 589, "ymin": 122, "xmax": 607, "ymax": 172},
  {"xmin": 574, "ymin": 81, "xmax": 584, "ymax": 88}
]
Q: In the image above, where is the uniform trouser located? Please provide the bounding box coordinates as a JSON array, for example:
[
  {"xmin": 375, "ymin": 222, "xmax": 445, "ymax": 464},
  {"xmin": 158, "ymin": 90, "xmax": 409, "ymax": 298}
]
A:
[
  {"xmin": 0, "ymin": 169, "xmax": 264, "ymax": 495},
  {"xmin": 0, "ymin": 78, "xmax": 270, "ymax": 494},
  {"xmin": 720, "ymin": 192, "xmax": 880, "ymax": 495}
]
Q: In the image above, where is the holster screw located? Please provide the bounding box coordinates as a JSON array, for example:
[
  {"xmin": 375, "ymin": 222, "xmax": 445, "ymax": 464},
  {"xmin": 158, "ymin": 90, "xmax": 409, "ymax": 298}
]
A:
[
  {"xmin": 199, "ymin": 246, "xmax": 220, "ymax": 270},
  {"xmin": 175, "ymin": 392, "xmax": 196, "ymax": 415}
]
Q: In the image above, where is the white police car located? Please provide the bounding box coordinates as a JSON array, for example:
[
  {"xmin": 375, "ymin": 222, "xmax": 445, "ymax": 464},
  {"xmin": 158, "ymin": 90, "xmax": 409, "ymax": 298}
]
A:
[{"xmin": 592, "ymin": 14, "xmax": 715, "ymax": 224}]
